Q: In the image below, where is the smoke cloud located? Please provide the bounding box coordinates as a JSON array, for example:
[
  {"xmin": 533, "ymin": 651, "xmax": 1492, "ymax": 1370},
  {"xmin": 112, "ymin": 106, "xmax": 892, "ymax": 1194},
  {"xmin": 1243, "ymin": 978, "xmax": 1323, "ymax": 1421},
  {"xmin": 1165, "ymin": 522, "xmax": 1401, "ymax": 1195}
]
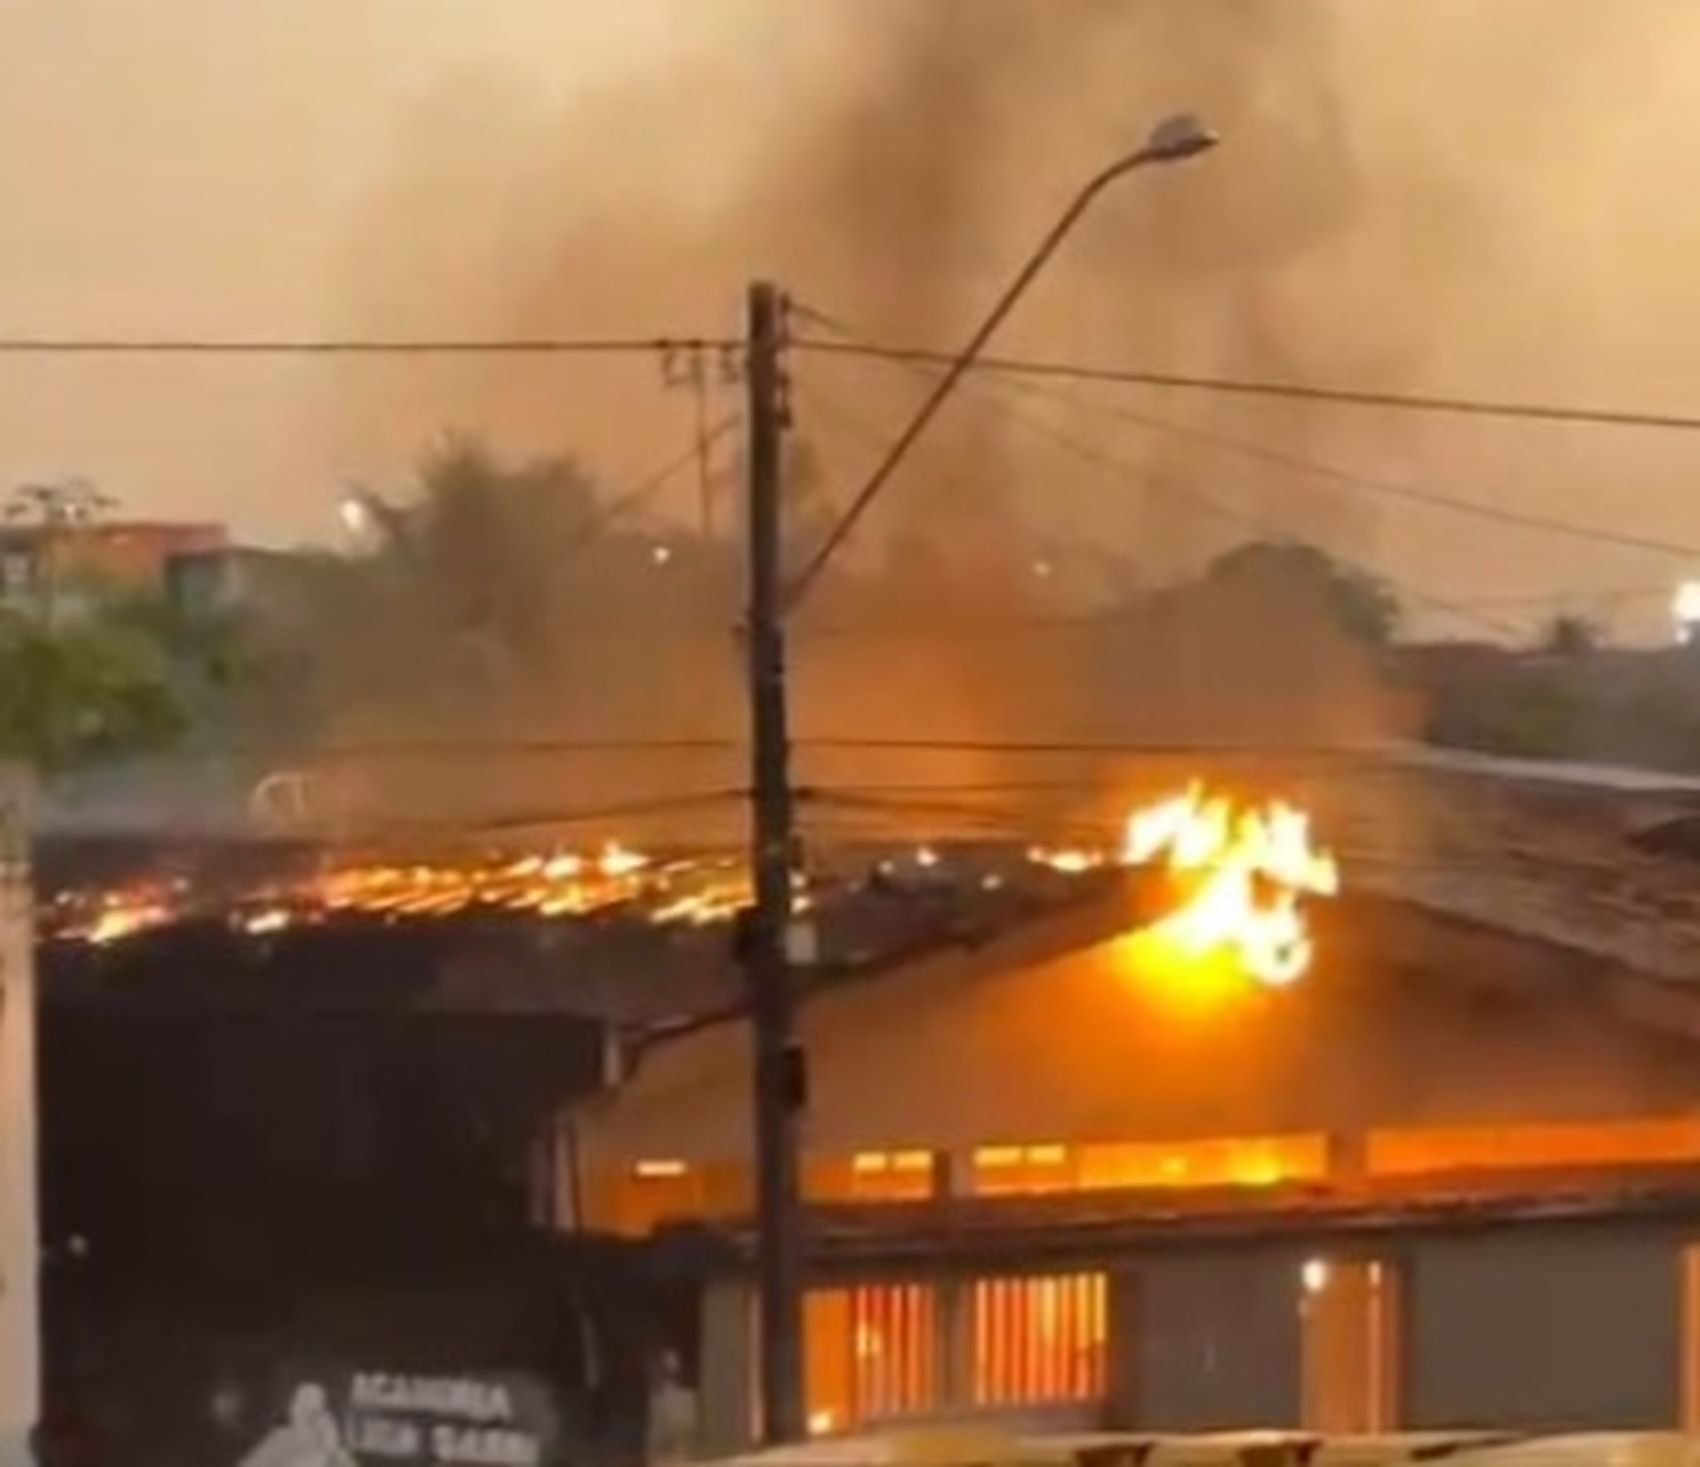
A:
[{"xmin": 5, "ymin": 0, "xmax": 1700, "ymax": 840}]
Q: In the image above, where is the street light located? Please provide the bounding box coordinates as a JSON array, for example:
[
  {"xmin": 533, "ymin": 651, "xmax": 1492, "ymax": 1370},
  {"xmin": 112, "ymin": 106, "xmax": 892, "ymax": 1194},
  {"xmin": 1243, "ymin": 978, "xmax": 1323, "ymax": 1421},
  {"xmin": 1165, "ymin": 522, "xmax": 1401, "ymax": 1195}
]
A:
[
  {"xmin": 740, "ymin": 113, "xmax": 1220, "ymax": 1445},
  {"xmin": 337, "ymin": 486, "xmax": 420, "ymax": 566},
  {"xmin": 783, "ymin": 112, "xmax": 1219, "ymax": 607},
  {"xmin": 337, "ymin": 494, "xmax": 372, "ymax": 539}
]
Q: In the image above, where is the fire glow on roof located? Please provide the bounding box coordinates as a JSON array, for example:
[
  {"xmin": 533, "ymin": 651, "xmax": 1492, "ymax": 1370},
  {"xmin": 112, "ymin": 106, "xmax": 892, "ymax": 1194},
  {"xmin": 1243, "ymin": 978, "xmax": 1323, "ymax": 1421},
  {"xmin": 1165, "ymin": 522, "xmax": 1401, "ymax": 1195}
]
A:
[
  {"xmin": 46, "ymin": 842, "xmax": 754, "ymax": 947},
  {"xmin": 42, "ymin": 788, "xmax": 1342, "ymax": 997}
]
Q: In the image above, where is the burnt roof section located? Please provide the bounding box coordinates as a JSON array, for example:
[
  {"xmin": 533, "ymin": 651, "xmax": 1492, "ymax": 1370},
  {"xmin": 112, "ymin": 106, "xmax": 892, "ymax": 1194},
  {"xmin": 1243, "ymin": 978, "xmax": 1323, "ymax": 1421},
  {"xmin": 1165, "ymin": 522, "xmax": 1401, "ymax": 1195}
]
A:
[
  {"xmin": 32, "ymin": 742, "xmax": 1700, "ymax": 1020},
  {"xmin": 36, "ymin": 838, "xmax": 1108, "ymax": 1022}
]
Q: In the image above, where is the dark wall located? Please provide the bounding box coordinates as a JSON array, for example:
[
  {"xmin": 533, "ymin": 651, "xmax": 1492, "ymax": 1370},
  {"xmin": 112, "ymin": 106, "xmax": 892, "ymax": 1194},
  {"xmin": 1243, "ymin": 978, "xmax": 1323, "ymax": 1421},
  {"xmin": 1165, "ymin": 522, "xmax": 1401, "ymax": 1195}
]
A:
[
  {"xmin": 1402, "ymin": 1225, "xmax": 1682, "ymax": 1430},
  {"xmin": 40, "ymin": 1003, "xmax": 603, "ymax": 1279},
  {"xmin": 1101, "ymin": 1219, "xmax": 1689, "ymax": 1434},
  {"xmin": 1115, "ymin": 1248, "xmax": 1303, "ymax": 1431},
  {"xmin": 32, "ymin": 936, "xmax": 683, "ymax": 1467}
]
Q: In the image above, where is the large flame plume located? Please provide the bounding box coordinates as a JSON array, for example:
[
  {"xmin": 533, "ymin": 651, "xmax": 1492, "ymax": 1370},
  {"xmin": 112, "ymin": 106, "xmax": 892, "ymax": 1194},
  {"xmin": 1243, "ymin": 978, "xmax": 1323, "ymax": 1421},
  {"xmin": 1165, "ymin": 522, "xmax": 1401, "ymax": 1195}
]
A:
[{"xmin": 1121, "ymin": 784, "xmax": 1340, "ymax": 986}]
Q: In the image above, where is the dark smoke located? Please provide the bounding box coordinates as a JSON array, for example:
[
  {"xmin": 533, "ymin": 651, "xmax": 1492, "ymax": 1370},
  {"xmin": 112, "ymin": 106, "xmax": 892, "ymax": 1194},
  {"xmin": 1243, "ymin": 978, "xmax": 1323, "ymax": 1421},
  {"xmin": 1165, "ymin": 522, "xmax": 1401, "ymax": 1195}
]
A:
[{"xmin": 300, "ymin": 2, "xmax": 1521, "ymax": 840}]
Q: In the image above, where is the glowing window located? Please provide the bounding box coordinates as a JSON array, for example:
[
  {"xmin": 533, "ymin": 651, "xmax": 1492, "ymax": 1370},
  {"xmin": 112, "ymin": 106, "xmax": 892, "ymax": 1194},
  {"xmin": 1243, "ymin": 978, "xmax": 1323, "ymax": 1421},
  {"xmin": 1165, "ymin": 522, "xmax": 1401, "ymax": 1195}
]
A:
[
  {"xmin": 805, "ymin": 1283, "xmax": 938, "ymax": 1431},
  {"xmin": 972, "ymin": 1144, "xmax": 1075, "ymax": 1195},
  {"xmin": 1077, "ymin": 1133, "xmax": 1328, "ymax": 1192},
  {"xmin": 633, "ymin": 1158, "xmax": 688, "ymax": 1179},
  {"xmin": 602, "ymin": 1160, "xmax": 706, "ymax": 1235},
  {"xmin": 972, "ymin": 1272, "xmax": 1106, "ymax": 1406},
  {"xmin": 1367, "ymin": 1117, "xmax": 1700, "ymax": 1177},
  {"xmin": 810, "ymin": 1151, "xmax": 935, "ymax": 1203}
]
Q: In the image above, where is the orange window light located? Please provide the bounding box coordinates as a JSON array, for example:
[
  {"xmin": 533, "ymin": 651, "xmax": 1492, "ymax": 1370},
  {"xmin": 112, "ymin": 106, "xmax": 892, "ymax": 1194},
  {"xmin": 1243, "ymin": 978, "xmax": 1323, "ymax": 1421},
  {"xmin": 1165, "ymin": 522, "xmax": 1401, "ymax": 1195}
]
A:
[
  {"xmin": 633, "ymin": 1158, "xmax": 688, "ymax": 1179},
  {"xmin": 972, "ymin": 1144, "xmax": 1076, "ymax": 1196},
  {"xmin": 605, "ymin": 1160, "xmax": 704, "ymax": 1235},
  {"xmin": 805, "ymin": 1283, "xmax": 938, "ymax": 1431},
  {"xmin": 1367, "ymin": 1116, "xmax": 1700, "ymax": 1177},
  {"xmin": 971, "ymin": 1273, "xmax": 1106, "ymax": 1407},
  {"xmin": 809, "ymin": 1152, "xmax": 935, "ymax": 1204},
  {"xmin": 1077, "ymin": 1133, "xmax": 1329, "ymax": 1192}
]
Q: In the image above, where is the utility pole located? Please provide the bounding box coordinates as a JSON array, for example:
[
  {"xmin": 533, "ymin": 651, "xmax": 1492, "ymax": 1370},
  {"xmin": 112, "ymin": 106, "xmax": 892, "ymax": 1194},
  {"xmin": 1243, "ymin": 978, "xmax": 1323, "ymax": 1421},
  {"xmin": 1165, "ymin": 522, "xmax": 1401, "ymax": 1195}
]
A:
[
  {"xmin": 0, "ymin": 769, "xmax": 36, "ymax": 1467},
  {"xmin": 692, "ymin": 351, "xmax": 715, "ymax": 539},
  {"xmin": 743, "ymin": 279, "xmax": 806, "ymax": 1443}
]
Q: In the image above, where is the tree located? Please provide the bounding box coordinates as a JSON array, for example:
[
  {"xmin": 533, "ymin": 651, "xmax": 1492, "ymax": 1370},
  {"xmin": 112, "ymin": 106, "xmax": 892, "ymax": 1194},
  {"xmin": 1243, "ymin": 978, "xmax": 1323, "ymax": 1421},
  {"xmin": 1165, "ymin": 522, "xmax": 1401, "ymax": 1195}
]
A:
[
  {"xmin": 0, "ymin": 609, "xmax": 188, "ymax": 770},
  {"xmin": 1424, "ymin": 668, "xmax": 1580, "ymax": 760},
  {"xmin": 255, "ymin": 439, "xmax": 753, "ymax": 745},
  {"xmin": 1538, "ymin": 612, "xmax": 1602, "ymax": 658},
  {"xmin": 1206, "ymin": 539, "xmax": 1400, "ymax": 647}
]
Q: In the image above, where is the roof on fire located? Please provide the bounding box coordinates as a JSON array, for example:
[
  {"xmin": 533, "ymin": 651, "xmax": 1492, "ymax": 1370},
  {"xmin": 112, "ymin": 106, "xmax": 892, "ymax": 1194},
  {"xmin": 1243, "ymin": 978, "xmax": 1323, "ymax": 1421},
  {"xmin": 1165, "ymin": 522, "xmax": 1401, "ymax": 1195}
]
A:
[{"xmin": 30, "ymin": 742, "xmax": 1700, "ymax": 1025}]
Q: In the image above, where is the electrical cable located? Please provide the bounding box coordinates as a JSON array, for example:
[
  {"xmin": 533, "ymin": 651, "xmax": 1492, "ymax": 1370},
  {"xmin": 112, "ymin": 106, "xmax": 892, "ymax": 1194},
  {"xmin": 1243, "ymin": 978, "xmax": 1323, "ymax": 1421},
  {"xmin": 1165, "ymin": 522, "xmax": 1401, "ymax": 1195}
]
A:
[
  {"xmin": 789, "ymin": 334, "xmax": 1700, "ymax": 435},
  {"xmin": 570, "ymin": 414, "xmax": 741, "ymax": 543},
  {"xmin": 790, "ymin": 366, "xmax": 1520, "ymax": 641},
  {"xmin": 423, "ymin": 787, "xmax": 747, "ymax": 835},
  {"xmin": 988, "ymin": 372, "xmax": 1700, "ymax": 561},
  {"xmin": 0, "ymin": 334, "xmax": 737, "ymax": 357}
]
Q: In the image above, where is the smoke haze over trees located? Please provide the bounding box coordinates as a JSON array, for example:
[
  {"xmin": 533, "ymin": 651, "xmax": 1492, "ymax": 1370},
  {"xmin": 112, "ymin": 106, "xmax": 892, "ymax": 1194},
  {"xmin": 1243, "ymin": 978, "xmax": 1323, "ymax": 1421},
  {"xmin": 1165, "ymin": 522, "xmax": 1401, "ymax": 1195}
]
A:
[{"xmin": 3, "ymin": 1, "xmax": 1700, "ymax": 641}]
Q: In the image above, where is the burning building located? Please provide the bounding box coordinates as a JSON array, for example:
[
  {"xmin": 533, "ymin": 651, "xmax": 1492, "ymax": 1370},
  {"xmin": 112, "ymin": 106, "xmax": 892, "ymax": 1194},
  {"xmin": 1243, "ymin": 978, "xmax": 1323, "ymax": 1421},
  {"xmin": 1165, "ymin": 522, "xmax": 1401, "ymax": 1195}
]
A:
[
  {"xmin": 29, "ymin": 824, "xmax": 1100, "ymax": 1467},
  {"xmin": 554, "ymin": 755, "xmax": 1700, "ymax": 1451},
  {"xmin": 35, "ymin": 747, "xmax": 1700, "ymax": 1461}
]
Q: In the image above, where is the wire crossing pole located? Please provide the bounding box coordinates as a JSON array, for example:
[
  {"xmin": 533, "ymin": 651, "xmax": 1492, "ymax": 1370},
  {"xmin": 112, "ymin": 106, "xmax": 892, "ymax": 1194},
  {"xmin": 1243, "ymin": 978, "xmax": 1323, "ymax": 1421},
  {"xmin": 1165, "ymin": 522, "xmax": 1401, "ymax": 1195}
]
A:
[{"xmin": 743, "ymin": 279, "xmax": 806, "ymax": 1443}]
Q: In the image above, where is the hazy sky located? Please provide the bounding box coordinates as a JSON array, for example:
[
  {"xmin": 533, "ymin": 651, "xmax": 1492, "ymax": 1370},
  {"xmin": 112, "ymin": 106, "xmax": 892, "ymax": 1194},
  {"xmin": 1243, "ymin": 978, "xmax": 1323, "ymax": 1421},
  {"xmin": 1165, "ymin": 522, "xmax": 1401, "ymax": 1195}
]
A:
[{"xmin": 4, "ymin": 0, "xmax": 1700, "ymax": 636}]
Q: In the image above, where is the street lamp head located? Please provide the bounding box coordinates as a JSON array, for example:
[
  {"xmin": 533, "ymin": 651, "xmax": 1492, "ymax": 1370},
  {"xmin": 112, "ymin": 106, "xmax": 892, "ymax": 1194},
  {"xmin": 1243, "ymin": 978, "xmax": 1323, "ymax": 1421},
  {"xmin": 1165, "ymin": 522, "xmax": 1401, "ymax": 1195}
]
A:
[
  {"xmin": 338, "ymin": 494, "xmax": 372, "ymax": 537},
  {"xmin": 1140, "ymin": 112, "xmax": 1219, "ymax": 164}
]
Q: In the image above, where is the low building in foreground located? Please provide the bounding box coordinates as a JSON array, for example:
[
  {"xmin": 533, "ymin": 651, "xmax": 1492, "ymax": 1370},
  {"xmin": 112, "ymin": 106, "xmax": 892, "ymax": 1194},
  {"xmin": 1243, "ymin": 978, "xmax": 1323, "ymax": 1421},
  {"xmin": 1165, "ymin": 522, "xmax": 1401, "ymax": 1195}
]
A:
[{"xmin": 565, "ymin": 808, "xmax": 1700, "ymax": 1451}]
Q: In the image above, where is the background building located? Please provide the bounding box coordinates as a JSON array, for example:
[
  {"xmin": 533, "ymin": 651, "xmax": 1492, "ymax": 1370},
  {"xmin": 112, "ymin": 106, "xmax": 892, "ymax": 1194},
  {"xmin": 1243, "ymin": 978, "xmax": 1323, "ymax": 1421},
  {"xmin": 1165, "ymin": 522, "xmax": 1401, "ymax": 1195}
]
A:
[{"xmin": 0, "ymin": 519, "xmax": 225, "ymax": 621}]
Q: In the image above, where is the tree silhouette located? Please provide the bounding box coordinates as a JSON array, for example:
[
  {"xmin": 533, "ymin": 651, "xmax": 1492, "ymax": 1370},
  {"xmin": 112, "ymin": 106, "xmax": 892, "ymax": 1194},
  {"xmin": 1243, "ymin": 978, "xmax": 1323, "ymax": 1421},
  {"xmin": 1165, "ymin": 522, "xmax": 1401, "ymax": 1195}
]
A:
[
  {"xmin": 1538, "ymin": 612, "xmax": 1602, "ymax": 657},
  {"xmin": 1206, "ymin": 539, "xmax": 1399, "ymax": 647}
]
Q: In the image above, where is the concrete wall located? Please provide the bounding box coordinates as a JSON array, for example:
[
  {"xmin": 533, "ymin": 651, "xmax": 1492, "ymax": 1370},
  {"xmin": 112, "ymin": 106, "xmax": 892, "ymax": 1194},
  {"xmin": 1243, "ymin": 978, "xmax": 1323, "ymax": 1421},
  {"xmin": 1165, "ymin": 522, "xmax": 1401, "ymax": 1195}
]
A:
[{"xmin": 1402, "ymin": 1226, "xmax": 1682, "ymax": 1430}]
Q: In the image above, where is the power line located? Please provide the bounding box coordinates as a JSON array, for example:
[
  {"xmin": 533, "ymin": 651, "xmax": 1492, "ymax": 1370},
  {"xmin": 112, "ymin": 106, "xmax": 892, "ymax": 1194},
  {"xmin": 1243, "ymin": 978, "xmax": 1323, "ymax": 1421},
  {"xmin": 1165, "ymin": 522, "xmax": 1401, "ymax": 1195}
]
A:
[
  {"xmin": 790, "ymin": 347, "xmax": 1521, "ymax": 640},
  {"xmin": 798, "ymin": 300, "xmax": 1700, "ymax": 566},
  {"xmin": 0, "ymin": 333, "xmax": 737, "ymax": 357},
  {"xmin": 801, "ymin": 364, "xmax": 1676, "ymax": 631},
  {"xmin": 304, "ymin": 737, "xmax": 738, "ymax": 759},
  {"xmin": 997, "ymin": 375, "xmax": 1700, "ymax": 561},
  {"xmin": 791, "ymin": 335, "xmax": 1700, "ymax": 435},
  {"xmin": 444, "ymin": 787, "xmax": 746, "ymax": 835},
  {"xmin": 574, "ymin": 414, "xmax": 740, "ymax": 541},
  {"xmin": 1447, "ymin": 584, "xmax": 1669, "ymax": 611}
]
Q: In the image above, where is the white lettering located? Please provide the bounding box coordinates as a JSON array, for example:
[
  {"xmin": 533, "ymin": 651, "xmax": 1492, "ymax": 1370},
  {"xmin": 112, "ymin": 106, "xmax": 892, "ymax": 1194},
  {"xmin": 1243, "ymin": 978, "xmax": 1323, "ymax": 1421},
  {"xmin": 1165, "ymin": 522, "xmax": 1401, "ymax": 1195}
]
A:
[
  {"xmin": 352, "ymin": 1415, "xmax": 424, "ymax": 1459},
  {"xmin": 431, "ymin": 1424, "xmax": 540, "ymax": 1466},
  {"xmin": 348, "ymin": 1374, "xmax": 513, "ymax": 1423}
]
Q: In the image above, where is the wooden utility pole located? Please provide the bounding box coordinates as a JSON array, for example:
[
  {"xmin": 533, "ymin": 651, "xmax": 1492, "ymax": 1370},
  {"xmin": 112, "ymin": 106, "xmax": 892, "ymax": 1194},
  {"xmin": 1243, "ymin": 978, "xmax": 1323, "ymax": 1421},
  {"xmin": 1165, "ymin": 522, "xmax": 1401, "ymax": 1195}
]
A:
[{"xmin": 742, "ymin": 280, "xmax": 806, "ymax": 1442}]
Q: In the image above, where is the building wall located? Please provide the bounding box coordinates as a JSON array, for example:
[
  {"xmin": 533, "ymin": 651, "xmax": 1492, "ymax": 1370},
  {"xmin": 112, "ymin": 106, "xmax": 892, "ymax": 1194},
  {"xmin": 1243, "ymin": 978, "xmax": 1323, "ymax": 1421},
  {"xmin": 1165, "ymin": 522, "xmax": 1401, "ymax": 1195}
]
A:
[
  {"xmin": 0, "ymin": 521, "xmax": 226, "ymax": 617},
  {"xmin": 1117, "ymin": 1249, "xmax": 1302, "ymax": 1431},
  {"xmin": 1402, "ymin": 1225, "xmax": 1681, "ymax": 1430},
  {"xmin": 700, "ymin": 1217, "xmax": 1700, "ymax": 1452}
]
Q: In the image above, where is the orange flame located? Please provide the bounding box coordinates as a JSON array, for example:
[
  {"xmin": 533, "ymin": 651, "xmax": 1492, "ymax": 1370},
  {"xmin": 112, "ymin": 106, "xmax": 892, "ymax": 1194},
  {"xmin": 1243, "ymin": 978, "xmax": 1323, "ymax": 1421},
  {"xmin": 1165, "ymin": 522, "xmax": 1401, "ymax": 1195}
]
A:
[
  {"xmin": 52, "ymin": 843, "xmax": 757, "ymax": 945},
  {"xmin": 1122, "ymin": 784, "xmax": 1339, "ymax": 986}
]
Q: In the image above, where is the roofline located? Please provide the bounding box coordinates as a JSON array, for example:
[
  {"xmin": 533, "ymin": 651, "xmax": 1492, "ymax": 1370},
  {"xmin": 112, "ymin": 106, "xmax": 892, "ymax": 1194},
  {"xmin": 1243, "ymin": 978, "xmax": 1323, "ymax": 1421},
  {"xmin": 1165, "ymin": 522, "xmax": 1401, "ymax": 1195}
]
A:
[{"xmin": 691, "ymin": 1167, "xmax": 1700, "ymax": 1272}]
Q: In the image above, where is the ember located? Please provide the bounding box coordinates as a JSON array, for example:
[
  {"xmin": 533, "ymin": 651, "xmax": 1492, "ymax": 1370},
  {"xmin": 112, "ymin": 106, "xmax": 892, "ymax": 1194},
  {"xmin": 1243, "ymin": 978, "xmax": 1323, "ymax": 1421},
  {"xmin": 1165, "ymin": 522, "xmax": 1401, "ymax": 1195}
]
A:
[
  {"xmin": 47, "ymin": 844, "xmax": 752, "ymax": 944},
  {"xmin": 1122, "ymin": 783, "xmax": 1339, "ymax": 986}
]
